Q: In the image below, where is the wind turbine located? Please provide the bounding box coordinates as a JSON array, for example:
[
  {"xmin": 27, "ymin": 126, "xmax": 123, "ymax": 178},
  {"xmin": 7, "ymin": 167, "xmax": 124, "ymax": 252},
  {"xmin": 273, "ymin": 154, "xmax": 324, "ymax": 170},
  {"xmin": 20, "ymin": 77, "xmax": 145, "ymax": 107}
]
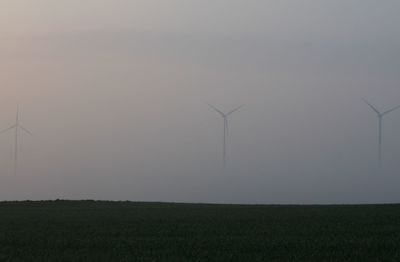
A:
[
  {"xmin": 207, "ymin": 103, "xmax": 243, "ymax": 168},
  {"xmin": 362, "ymin": 98, "xmax": 400, "ymax": 168},
  {"xmin": 1, "ymin": 105, "xmax": 32, "ymax": 175}
]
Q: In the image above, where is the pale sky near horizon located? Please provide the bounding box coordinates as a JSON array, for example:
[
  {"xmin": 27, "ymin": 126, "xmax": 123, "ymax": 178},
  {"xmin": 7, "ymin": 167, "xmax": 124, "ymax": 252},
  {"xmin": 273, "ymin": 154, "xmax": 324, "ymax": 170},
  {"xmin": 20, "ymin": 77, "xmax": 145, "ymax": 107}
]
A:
[{"xmin": 1, "ymin": 1, "xmax": 400, "ymax": 203}]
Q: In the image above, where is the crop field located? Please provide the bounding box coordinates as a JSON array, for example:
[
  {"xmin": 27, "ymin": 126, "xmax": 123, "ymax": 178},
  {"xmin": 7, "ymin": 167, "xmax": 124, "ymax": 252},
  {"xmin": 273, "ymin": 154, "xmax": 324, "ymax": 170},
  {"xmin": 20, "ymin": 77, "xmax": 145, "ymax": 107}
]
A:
[{"xmin": 0, "ymin": 201, "xmax": 399, "ymax": 261}]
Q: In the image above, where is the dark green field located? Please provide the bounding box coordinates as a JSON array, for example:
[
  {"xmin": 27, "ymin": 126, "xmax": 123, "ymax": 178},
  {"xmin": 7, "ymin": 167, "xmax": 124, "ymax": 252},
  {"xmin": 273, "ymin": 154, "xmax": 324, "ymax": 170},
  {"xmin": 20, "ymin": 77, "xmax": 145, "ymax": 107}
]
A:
[{"xmin": 0, "ymin": 201, "xmax": 400, "ymax": 261}]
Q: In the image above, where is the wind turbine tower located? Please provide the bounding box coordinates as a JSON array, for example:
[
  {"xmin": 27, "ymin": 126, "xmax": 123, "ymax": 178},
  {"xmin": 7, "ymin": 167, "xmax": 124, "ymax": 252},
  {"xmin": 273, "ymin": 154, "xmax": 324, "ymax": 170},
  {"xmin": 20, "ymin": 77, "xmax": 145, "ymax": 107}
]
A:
[
  {"xmin": 1, "ymin": 105, "xmax": 32, "ymax": 175},
  {"xmin": 207, "ymin": 104, "xmax": 243, "ymax": 168},
  {"xmin": 362, "ymin": 98, "xmax": 400, "ymax": 168}
]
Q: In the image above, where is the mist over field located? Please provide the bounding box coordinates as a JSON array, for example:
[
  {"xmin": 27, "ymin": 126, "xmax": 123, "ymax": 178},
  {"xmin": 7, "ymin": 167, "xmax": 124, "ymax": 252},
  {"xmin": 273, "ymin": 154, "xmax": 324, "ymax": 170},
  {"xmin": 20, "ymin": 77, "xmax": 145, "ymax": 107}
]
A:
[{"xmin": 1, "ymin": 0, "xmax": 400, "ymax": 203}]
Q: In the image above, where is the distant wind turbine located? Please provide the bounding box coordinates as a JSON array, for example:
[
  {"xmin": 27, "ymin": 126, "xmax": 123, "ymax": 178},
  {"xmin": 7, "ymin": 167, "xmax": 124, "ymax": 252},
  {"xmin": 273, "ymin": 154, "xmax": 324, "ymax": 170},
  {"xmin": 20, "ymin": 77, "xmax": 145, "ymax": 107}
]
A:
[
  {"xmin": 207, "ymin": 103, "xmax": 243, "ymax": 168},
  {"xmin": 1, "ymin": 105, "xmax": 32, "ymax": 175},
  {"xmin": 362, "ymin": 98, "xmax": 400, "ymax": 168}
]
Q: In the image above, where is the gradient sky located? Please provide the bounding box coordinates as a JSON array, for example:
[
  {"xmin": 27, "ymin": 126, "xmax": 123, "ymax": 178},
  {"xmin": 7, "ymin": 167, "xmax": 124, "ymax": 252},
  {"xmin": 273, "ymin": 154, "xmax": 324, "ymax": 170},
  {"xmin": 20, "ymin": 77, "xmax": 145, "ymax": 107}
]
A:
[{"xmin": 1, "ymin": 1, "xmax": 400, "ymax": 204}]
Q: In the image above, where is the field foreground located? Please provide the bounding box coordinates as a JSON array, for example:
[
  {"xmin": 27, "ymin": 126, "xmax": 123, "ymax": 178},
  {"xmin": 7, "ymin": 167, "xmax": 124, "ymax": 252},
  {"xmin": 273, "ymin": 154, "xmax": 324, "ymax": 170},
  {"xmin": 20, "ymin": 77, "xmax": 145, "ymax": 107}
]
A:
[{"xmin": 0, "ymin": 201, "xmax": 399, "ymax": 261}]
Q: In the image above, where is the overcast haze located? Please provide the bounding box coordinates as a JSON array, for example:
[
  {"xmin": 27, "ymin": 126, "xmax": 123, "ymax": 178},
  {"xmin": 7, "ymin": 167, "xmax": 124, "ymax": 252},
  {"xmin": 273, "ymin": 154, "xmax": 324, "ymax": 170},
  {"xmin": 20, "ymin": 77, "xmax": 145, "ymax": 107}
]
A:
[{"xmin": 1, "ymin": 1, "xmax": 400, "ymax": 204}]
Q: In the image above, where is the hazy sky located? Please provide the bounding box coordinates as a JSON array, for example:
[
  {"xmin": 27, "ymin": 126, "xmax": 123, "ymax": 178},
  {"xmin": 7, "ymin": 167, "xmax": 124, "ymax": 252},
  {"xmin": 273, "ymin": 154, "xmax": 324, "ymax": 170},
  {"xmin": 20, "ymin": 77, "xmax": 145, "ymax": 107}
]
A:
[{"xmin": 1, "ymin": 1, "xmax": 400, "ymax": 204}]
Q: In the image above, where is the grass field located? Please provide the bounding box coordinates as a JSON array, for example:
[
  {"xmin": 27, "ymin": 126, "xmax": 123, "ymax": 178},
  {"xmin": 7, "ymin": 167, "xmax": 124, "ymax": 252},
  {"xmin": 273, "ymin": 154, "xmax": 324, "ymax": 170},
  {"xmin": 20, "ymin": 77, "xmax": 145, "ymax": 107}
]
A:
[{"xmin": 0, "ymin": 201, "xmax": 399, "ymax": 261}]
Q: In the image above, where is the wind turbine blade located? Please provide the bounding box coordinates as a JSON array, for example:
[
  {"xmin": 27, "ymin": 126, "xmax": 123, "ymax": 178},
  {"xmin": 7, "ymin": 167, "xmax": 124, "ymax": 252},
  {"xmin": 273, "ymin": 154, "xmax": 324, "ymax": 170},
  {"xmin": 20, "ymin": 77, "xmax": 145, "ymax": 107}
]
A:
[
  {"xmin": 19, "ymin": 125, "xmax": 33, "ymax": 135},
  {"xmin": 207, "ymin": 103, "xmax": 226, "ymax": 117},
  {"xmin": 226, "ymin": 105, "xmax": 244, "ymax": 116},
  {"xmin": 0, "ymin": 124, "xmax": 17, "ymax": 134},
  {"xmin": 225, "ymin": 118, "xmax": 229, "ymax": 137},
  {"xmin": 382, "ymin": 104, "xmax": 400, "ymax": 116},
  {"xmin": 362, "ymin": 98, "xmax": 380, "ymax": 115}
]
